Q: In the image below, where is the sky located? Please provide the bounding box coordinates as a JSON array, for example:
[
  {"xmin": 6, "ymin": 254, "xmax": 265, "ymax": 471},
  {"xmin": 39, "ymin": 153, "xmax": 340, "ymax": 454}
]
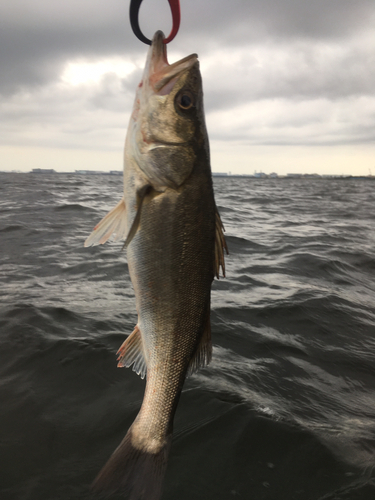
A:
[{"xmin": 1, "ymin": 0, "xmax": 374, "ymax": 176}]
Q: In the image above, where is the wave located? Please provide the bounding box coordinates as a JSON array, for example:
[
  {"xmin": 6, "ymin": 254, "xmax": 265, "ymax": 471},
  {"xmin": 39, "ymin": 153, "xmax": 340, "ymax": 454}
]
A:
[{"xmin": 1, "ymin": 173, "xmax": 375, "ymax": 499}]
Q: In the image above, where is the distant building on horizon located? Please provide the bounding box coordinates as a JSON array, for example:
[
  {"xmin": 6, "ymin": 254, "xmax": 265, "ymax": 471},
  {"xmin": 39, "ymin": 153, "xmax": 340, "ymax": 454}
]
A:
[
  {"xmin": 31, "ymin": 168, "xmax": 56, "ymax": 174},
  {"xmin": 75, "ymin": 170, "xmax": 123, "ymax": 175}
]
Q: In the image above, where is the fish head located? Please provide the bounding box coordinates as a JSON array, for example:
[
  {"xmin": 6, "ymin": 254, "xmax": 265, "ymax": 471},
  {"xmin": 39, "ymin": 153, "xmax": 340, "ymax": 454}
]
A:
[{"xmin": 128, "ymin": 31, "xmax": 208, "ymax": 191}]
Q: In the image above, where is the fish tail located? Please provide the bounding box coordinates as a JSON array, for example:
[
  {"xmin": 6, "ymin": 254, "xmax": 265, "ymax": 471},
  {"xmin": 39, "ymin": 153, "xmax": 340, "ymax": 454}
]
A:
[{"xmin": 92, "ymin": 429, "xmax": 172, "ymax": 500}]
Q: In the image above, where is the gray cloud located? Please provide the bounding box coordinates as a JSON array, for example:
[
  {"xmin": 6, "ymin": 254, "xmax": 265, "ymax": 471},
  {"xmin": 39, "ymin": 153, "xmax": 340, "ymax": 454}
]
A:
[
  {"xmin": 1, "ymin": 0, "xmax": 374, "ymax": 93},
  {"xmin": 200, "ymin": 36, "xmax": 375, "ymax": 114},
  {"xmin": 1, "ymin": 0, "xmax": 374, "ymax": 160},
  {"xmin": 0, "ymin": 0, "xmax": 141, "ymax": 93}
]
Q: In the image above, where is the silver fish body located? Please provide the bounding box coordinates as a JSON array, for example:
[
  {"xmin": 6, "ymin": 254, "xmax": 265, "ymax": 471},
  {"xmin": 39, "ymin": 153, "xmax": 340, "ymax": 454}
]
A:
[{"xmin": 85, "ymin": 31, "xmax": 226, "ymax": 500}]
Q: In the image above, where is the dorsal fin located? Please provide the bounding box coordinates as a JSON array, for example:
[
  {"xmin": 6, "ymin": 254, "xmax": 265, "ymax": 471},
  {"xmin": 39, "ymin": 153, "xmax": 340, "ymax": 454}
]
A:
[
  {"xmin": 214, "ymin": 207, "xmax": 228, "ymax": 278},
  {"xmin": 187, "ymin": 312, "xmax": 212, "ymax": 376}
]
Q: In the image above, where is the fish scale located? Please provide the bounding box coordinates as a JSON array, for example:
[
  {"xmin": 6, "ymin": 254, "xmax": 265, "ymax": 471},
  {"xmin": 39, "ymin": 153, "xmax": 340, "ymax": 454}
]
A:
[{"xmin": 85, "ymin": 30, "xmax": 226, "ymax": 500}]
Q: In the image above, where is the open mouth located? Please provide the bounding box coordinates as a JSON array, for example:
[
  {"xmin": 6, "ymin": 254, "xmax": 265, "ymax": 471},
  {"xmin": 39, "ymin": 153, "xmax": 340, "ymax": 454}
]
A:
[{"xmin": 147, "ymin": 31, "xmax": 198, "ymax": 93}]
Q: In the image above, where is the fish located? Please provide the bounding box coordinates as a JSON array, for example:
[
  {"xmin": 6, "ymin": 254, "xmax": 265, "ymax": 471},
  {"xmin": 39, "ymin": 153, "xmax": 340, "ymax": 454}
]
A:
[{"xmin": 84, "ymin": 30, "xmax": 227, "ymax": 500}]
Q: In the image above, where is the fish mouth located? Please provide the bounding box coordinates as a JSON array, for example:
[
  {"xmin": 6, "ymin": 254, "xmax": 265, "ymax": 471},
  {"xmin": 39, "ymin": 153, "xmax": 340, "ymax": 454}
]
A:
[{"xmin": 145, "ymin": 30, "xmax": 198, "ymax": 93}]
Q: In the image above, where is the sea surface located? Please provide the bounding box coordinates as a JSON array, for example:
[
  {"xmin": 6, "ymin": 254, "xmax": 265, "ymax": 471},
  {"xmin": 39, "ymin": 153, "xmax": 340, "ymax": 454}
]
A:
[{"xmin": 0, "ymin": 172, "xmax": 374, "ymax": 500}]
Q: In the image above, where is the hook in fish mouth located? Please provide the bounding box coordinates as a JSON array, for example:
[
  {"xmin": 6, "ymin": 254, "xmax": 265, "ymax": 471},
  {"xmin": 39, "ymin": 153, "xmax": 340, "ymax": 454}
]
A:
[{"xmin": 145, "ymin": 31, "xmax": 198, "ymax": 93}]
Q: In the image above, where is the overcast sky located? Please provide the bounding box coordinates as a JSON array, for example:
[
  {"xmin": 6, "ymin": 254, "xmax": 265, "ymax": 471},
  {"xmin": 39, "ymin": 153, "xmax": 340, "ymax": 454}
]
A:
[{"xmin": 1, "ymin": 0, "xmax": 374, "ymax": 175}]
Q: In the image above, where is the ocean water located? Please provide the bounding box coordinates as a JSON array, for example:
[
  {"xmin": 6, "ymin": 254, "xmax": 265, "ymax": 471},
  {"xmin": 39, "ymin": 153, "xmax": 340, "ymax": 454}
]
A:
[{"xmin": 0, "ymin": 172, "xmax": 374, "ymax": 500}]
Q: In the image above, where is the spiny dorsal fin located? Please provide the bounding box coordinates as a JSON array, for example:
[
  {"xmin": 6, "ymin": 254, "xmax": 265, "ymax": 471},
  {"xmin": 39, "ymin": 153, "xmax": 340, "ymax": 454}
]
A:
[
  {"xmin": 187, "ymin": 313, "xmax": 212, "ymax": 376},
  {"xmin": 214, "ymin": 208, "xmax": 228, "ymax": 278},
  {"xmin": 84, "ymin": 198, "xmax": 127, "ymax": 247},
  {"xmin": 117, "ymin": 325, "xmax": 147, "ymax": 379}
]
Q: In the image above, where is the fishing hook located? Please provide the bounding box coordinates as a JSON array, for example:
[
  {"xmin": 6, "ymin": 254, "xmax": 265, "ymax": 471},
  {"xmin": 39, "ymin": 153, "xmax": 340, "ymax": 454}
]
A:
[{"xmin": 129, "ymin": 0, "xmax": 181, "ymax": 45}]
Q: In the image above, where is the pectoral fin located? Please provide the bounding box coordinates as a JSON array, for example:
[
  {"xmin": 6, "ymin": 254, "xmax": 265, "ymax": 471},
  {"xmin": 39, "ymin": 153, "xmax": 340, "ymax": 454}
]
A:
[
  {"xmin": 214, "ymin": 208, "xmax": 228, "ymax": 278},
  {"xmin": 117, "ymin": 325, "xmax": 147, "ymax": 379},
  {"xmin": 84, "ymin": 198, "xmax": 127, "ymax": 247},
  {"xmin": 122, "ymin": 184, "xmax": 153, "ymax": 249},
  {"xmin": 84, "ymin": 184, "xmax": 153, "ymax": 249}
]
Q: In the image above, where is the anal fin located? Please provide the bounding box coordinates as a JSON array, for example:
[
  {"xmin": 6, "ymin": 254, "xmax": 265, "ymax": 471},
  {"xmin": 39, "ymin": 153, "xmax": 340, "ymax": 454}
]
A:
[
  {"xmin": 214, "ymin": 207, "xmax": 228, "ymax": 278},
  {"xmin": 84, "ymin": 198, "xmax": 127, "ymax": 247},
  {"xmin": 117, "ymin": 325, "xmax": 147, "ymax": 379}
]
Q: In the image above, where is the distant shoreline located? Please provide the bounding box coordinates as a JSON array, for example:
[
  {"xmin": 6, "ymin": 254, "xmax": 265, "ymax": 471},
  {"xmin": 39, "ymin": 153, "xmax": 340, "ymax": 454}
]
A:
[{"xmin": 1, "ymin": 170, "xmax": 374, "ymax": 180}]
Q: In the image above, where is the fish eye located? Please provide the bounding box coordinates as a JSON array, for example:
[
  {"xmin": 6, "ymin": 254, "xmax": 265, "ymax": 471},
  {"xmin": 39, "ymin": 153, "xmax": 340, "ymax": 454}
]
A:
[{"xmin": 176, "ymin": 91, "xmax": 194, "ymax": 110}]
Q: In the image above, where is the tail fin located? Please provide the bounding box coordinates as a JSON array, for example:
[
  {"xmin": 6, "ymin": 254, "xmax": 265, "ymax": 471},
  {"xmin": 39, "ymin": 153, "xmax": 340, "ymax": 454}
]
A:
[{"xmin": 92, "ymin": 429, "xmax": 172, "ymax": 500}]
